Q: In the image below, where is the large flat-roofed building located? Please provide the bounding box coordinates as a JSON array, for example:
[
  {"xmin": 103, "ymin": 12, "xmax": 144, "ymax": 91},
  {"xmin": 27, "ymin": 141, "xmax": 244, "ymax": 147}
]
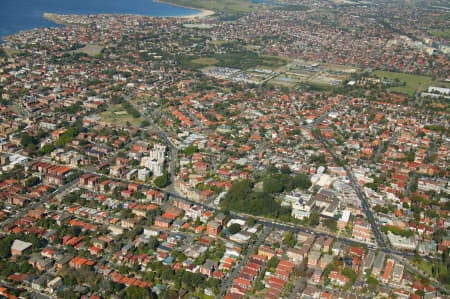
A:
[
  {"xmin": 382, "ymin": 259, "xmax": 394, "ymax": 283},
  {"xmin": 338, "ymin": 210, "xmax": 351, "ymax": 229},
  {"xmin": 392, "ymin": 263, "xmax": 404, "ymax": 283},
  {"xmin": 352, "ymin": 220, "xmax": 372, "ymax": 242},
  {"xmin": 372, "ymin": 252, "xmax": 386, "ymax": 277},
  {"xmin": 387, "ymin": 232, "xmax": 417, "ymax": 250},
  {"xmin": 363, "ymin": 250, "xmax": 376, "ymax": 272},
  {"xmin": 11, "ymin": 240, "xmax": 32, "ymax": 256}
]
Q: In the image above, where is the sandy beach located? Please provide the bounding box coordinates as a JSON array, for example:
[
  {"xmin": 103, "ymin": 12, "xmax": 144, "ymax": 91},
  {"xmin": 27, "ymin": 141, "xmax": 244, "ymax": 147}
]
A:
[
  {"xmin": 153, "ymin": 0, "xmax": 215, "ymax": 19},
  {"xmin": 179, "ymin": 9, "xmax": 215, "ymax": 19}
]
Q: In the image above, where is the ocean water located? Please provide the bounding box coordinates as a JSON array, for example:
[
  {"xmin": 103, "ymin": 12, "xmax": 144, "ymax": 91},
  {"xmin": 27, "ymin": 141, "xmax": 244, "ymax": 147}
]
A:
[{"xmin": 0, "ymin": 0, "xmax": 200, "ymax": 39}]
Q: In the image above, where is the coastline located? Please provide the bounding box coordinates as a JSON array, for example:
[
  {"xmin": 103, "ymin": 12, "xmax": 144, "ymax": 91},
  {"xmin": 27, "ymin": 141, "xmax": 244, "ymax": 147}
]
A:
[
  {"xmin": 2, "ymin": 1, "xmax": 216, "ymax": 41},
  {"xmin": 152, "ymin": 0, "xmax": 215, "ymax": 19},
  {"xmin": 43, "ymin": 2, "xmax": 214, "ymax": 26},
  {"xmin": 43, "ymin": 13, "xmax": 70, "ymax": 26}
]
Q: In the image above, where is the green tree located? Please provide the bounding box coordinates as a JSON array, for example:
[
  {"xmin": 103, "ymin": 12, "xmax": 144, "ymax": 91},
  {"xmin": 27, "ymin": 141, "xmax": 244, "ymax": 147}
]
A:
[
  {"xmin": 263, "ymin": 177, "xmax": 283, "ymax": 194},
  {"xmin": 267, "ymin": 256, "xmax": 279, "ymax": 269},
  {"xmin": 342, "ymin": 267, "xmax": 357, "ymax": 283},
  {"xmin": 433, "ymin": 228, "xmax": 447, "ymax": 244},
  {"xmin": 154, "ymin": 171, "xmax": 170, "ymax": 188},
  {"xmin": 20, "ymin": 133, "xmax": 36, "ymax": 148},
  {"xmin": 283, "ymin": 231, "xmax": 297, "ymax": 247},
  {"xmin": 55, "ymin": 127, "xmax": 78, "ymax": 148},
  {"xmin": 309, "ymin": 212, "xmax": 320, "ymax": 226},
  {"xmin": 120, "ymin": 285, "xmax": 154, "ymax": 299},
  {"xmin": 25, "ymin": 176, "xmax": 40, "ymax": 187},
  {"xmin": 40, "ymin": 144, "xmax": 55, "ymax": 154},
  {"xmin": 184, "ymin": 145, "xmax": 198, "ymax": 156},
  {"xmin": 228, "ymin": 223, "xmax": 241, "ymax": 234},
  {"xmin": 323, "ymin": 218, "xmax": 337, "ymax": 232},
  {"xmin": 367, "ymin": 276, "xmax": 379, "ymax": 291},
  {"xmin": 280, "ymin": 165, "xmax": 291, "ymax": 174},
  {"xmin": 111, "ymin": 95, "xmax": 124, "ymax": 104},
  {"xmin": 0, "ymin": 236, "xmax": 13, "ymax": 258}
]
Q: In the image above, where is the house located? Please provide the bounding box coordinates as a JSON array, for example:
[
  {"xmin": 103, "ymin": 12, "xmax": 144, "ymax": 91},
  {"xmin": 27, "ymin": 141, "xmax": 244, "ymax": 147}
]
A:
[
  {"xmin": 41, "ymin": 248, "xmax": 57, "ymax": 259},
  {"xmin": 215, "ymin": 213, "xmax": 226, "ymax": 226},
  {"xmin": 36, "ymin": 258, "xmax": 53, "ymax": 271},
  {"xmin": 55, "ymin": 255, "xmax": 74, "ymax": 269},
  {"xmin": 79, "ymin": 173, "xmax": 91, "ymax": 185},
  {"xmin": 424, "ymin": 285, "xmax": 437, "ymax": 299},
  {"xmin": 47, "ymin": 276, "xmax": 63, "ymax": 294},
  {"xmin": 147, "ymin": 190, "xmax": 164, "ymax": 203},
  {"xmin": 109, "ymin": 225, "xmax": 124, "ymax": 235},
  {"xmin": 137, "ymin": 168, "xmax": 150, "ymax": 181},
  {"xmin": 323, "ymin": 237, "xmax": 334, "ymax": 252},
  {"xmin": 121, "ymin": 218, "xmax": 138, "ymax": 229},
  {"xmin": 206, "ymin": 221, "xmax": 222, "ymax": 236},
  {"xmin": 69, "ymin": 257, "xmax": 95, "ymax": 270},
  {"xmin": 302, "ymin": 285, "xmax": 321, "ymax": 298},
  {"xmin": 312, "ymin": 268, "xmax": 324, "ymax": 283},
  {"xmin": 349, "ymin": 246, "xmax": 365, "ymax": 260},
  {"xmin": 154, "ymin": 216, "xmax": 172, "ymax": 229},
  {"xmin": 199, "ymin": 259, "xmax": 217, "ymax": 277},
  {"xmin": 258, "ymin": 246, "xmax": 275, "ymax": 259},
  {"xmin": 311, "ymin": 236, "xmax": 323, "ymax": 251},
  {"xmin": 413, "ymin": 280, "xmax": 424, "ymax": 293},
  {"xmin": 328, "ymin": 271, "xmax": 350, "ymax": 286},
  {"xmin": 276, "ymin": 260, "xmax": 294, "ymax": 280},
  {"xmin": 8, "ymin": 194, "xmax": 30, "ymax": 207},
  {"xmin": 382, "ymin": 259, "xmax": 394, "ymax": 283},
  {"xmin": 307, "ymin": 250, "xmax": 321, "ymax": 268},
  {"xmin": 31, "ymin": 275, "xmax": 48, "ymax": 291},
  {"xmin": 88, "ymin": 246, "xmax": 102, "ymax": 256},
  {"xmin": 144, "ymin": 227, "xmax": 161, "ymax": 237},
  {"xmin": 319, "ymin": 254, "xmax": 333, "ymax": 269},
  {"xmin": 92, "ymin": 238, "xmax": 106, "ymax": 250},
  {"xmin": 352, "ymin": 220, "xmax": 372, "ymax": 241},
  {"xmin": 173, "ymin": 198, "xmax": 191, "ymax": 210},
  {"xmin": 11, "ymin": 240, "xmax": 32, "ymax": 256},
  {"xmin": 233, "ymin": 277, "xmax": 251, "ymax": 290},
  {"xmin": 286, "ymin": 248, "xmax": 304, "ymax": 264}
]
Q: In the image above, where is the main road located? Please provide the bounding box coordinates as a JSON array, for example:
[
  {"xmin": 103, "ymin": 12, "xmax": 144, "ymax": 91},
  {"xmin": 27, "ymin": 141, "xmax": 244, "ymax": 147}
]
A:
[
  {"xmin": 311, "ymin": 127, "xmax": 388, "ymax": 250},
  {"xmin": 307, "ymin": 105, "xmax": 449, "ymax": 294}
]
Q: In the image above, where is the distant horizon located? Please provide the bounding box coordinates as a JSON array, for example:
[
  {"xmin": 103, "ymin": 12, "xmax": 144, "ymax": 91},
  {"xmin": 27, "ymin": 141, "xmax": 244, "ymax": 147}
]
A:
[{"xmin": 0, "ymin": 0, "xmax": 200, "ymax": 41}]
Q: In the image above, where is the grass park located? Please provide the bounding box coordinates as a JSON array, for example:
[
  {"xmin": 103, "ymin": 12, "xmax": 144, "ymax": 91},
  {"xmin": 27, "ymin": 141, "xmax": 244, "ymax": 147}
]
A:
[
  {"xmin": 414, "ymin": 258, "xmax": 448, "ymax": 283},
  {"xmin": 372, "ymin": 70, "xmax": 433, "ymax": 96},
  {"xmin": 430, "ymin": 29, "xmax": 450, "ymax": 39},
  {"xmin": 97, "ymin": 104, "xmax": 144, "ymax": 128},
  {"xmin": 372, "ymin": 71, "xmax": 449, "ymax": 96},
  {"xmin": 162, "ymin": 0, "xmax": 261, "ymax": 17},
  {"xmin": 180, "ymin": 53, "xmax": 288, "ymax": 71},
  {"xmin": 190, "ymin": 57, "xmax": 220, "ymax": 66}
]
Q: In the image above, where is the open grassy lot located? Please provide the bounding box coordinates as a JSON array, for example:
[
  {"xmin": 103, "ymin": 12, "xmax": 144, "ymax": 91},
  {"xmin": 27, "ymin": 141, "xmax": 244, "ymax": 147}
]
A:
[
  {"xmin": 97, "ymin": 104, "xmax": 144, "ymax": 128},
  {"xmin": 190, "ymin": 57, "xmax": 220, "ymax": 66},
  {"xmin": 73, "ymin": 44, "xmax": 103, "ymax": 57},
  {"xmin": 414, "ymin": 258, "xmax": 448, "ymax": 281},
  {"xmin": 179, "ymin": 53, "xmax": 288, "ymax": 70},
  {"xmin": 372, "ymin": 70, "xmax": 433, "ymax": 96},
  {"xmin": 161, "ymin": 0, "xmax": 261, "ymax": 16},
  {"xmin": 3, "ymin": 46, "xmax": 20, "ymax": 57},
  {"xmin": 430, "ymin": 29, "xmax": 450, "ymax": 39},
  {"xmin": 259, "ymin": 55, "xmax": 291, "ymax": 70}
]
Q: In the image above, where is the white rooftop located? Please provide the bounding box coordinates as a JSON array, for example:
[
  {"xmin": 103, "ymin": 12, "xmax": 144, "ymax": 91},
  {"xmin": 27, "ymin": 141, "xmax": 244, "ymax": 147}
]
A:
[{"xmin": 11, "ymin": 239, "xmax": 32, "ymax": 252}]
